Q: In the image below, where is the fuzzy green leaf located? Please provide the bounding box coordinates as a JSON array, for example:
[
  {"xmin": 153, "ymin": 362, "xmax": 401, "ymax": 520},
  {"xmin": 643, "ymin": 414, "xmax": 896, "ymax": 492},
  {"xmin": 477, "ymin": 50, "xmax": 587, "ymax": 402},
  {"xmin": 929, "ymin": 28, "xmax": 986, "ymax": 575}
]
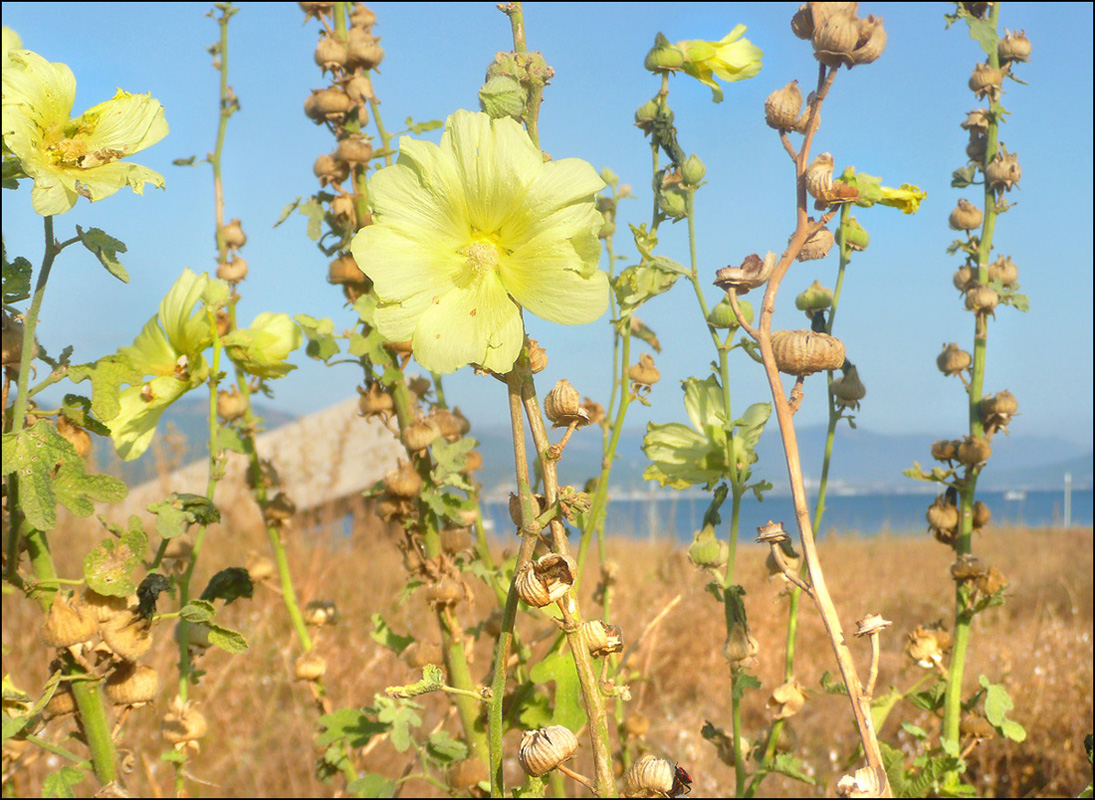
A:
[
  {"xmin": 59, "ymin": 394, "xmax": 110, "ymax": 436},
  {"xmin": 964, "ymin": 16, "xmax": 999, "ymax": 57},
  {"xmin": 770, "ymin": 753, "xmax": 816, "ymax": 786},
  {"xmin": 297, "ymin": 198, "xmax": 326, "ymax": 241},
  {"xmin": 76, "ymin": 226, "xmax": 128, "ymax": 283},
  {"xmin": 404, "ymin": 117, "xmax": 444, "ymax": 134},
  {"xmin": 425, "ymin": 730, "xmax": 468, "ymax": 764},
  {"xmin": 386, "ymin": 664, "xmax": 445, "ymax": 698},
  {"xmin": 370, "ymin": 613, "xmax": 414, "ymax": 655},
  {"xmin": 53, "ymin": 462, "xmax": 127, "ymax": 519},
  {"xmin": 147, "ymin": 493, "xmax": 220, "ymax": 539},
  {"xmin": 42, "ymin": 765, "xmax": 86, "ymax": 798},
  {"xmin": 83, "ymin": 525, "xmax": 146, "ymax": 596},
  {"xmin": 316, "ymin": 708, "xmax": 388, "ymax": 749},
  {"xmin": 67, "ymin": 354, "xmax": 143, "ymax": 423},
  {"xmin": 376, "ymin": 696, "xmax": 423, "ymax": 753},
  {"xmin": 2, "ymin": 245, "xmax": 32, "ymax": 304},
  {"xmin": 180, "ymin": 600, "xmax": 216, "ymax": 623},
  {"xmin": 346, "ymin": 773, "xmax": 397, "ymax": 798},
  {"xmin": 529, "ymin": 647, "xmax": 586, "ymax": 733},
  {"xmin": 274, "ymin": 197, "xmax": 302, "ymax": 227},
  {"xmin": 979, "ymin": 674, "xmax": 1026, "ymax": 741},
  {"xmin": 206, "ymin": 622, "xmax": 249, "ymax": 654},
  {"xmin": 294, "ymin": 314, "xmax": 340, "ymax": 362}
]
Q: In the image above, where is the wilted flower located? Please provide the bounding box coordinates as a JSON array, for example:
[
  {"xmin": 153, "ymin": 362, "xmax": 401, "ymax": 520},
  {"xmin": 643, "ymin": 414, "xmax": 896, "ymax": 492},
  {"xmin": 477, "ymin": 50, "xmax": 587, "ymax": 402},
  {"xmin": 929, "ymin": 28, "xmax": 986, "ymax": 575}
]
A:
[
  {"xmin": 676, "ymin": 25, "xmax": 763, "ymax": 103},
  {"xmin": 350, "ymin": 110, "xmax": 608, "ymax": 374},
  {"xmin": 2, "ymin": 33, "xmax": 168, "ymax": 215}
]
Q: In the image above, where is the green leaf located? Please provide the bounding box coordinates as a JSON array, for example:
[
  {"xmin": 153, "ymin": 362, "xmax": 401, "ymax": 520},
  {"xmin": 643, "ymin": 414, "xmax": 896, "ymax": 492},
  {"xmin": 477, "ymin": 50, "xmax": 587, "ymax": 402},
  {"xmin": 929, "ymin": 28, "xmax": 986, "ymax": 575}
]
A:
[
  {"xmin": 386, "ymin": 664, "xmax": 445, "ymax": 698},
  {"xmin": 733, "ymin": 402, "xmax": 771, "ymax": 456},
  {"xmin": 53, "ymin": 462, "xmax": 127, "ymax": 519},
  {"xmin": 274, "ymin": 197, "xmax": 302, "ymax": 227},
  {"xmin": 901, "ymin": 722, "xmax": 929, "ymax": 740},
  {"xmin": 346, "ymin": 773, "xmax": 397, "ymax": 798},
  {"xmin": 82, "ymin": 525, "xmax": 146, "ymax": 596},
  {"xmin": 316, "ymin": 708, "xmax": 389, "ymax": 750},
  {"xmin": 731, "ymin": 671, "xmax": 761, "ymax": 703},
  {"xmin": 294, "ymin": 314, "xmax": 340, "ymax": 362},
  {"xmin": 979, "ymin": 674, "xmax": 1026, "ymax": 742},
  {"xmin": 1007, "ymin": 293, "xmax": 1030, "ymax": 312},
  {"xmin": 770, "ymin": 753, "xmax": 817, "ymax": 786},
  {"xmin": 951, "ymin": 166, "xmax": 977, "ymax": 188},
  {"xmin": 297, "ymin": 198, "xmax": 326, "ymax": 241},
  {"xmin": 171, "ymin": 156, "xmax": 198, "ymax": 166},
  {"xmin": 908, "ymin": 680, "xmax": 947, "ymax": 713},
  {"xmin": 217, "ymin": 425, "xmax": 247, "ymax": 454},
  {"xmin": 42, "ymin": 765, "xmax": 86, "ymax": 798},
  {"xmin": 370, "ymin": 613, "xmax": 414, "ymax": 655},
  {"xmin": 147, "ymin": 493, "xmax": 220, "ymax": 539},
  {"xmin": 964, "ymin": 16, "xmax": 999, "ymax": 57},
  {"xmin": 870, "ymin": 685, "xmax": 903, "ymax": 731},
  {"xmin": 425, "ymin": 730, "xmax": 468, "ymax": 764},
  {"xmin": 529, "ymin": 647, "xmax": 586, "ymax": 733},
  {"xmin": 67, "ymin": 354, "xmax": 143, "ymax": 423},
  {"xmin": 200, "ymin": 567, "xmax": 253, "ymax": 604},
  {"xmin": 2, "ymin": 243, "xmax": 32, "ymax": 304},
  {"xmin": 430, "ymin": 437, "xmax": 478, "ymax": 484},
  {"xmin": 376, "ymin": 696, "xmax": 423, "ymax": 753},
  {"xmin": 75, "ymin": 226, "xmax": 128, "ymax": 283},
  {"xmin": 404, "ymin": 116, "xmax": 443, "ymax": 134},
  {"xmin": 206, "ymin": 622, "xmax": 248, "ymax": 654},
  {"xmin": 180, "ymin": 600, "xmax": 216, "ymax": 623},
  {"xmin": 819, "ymin": 670, "xmax": 848, "ymax": 695},
  {"xmin": 59, "ymin": 394, "xmax": 110, "ymax": 436}
]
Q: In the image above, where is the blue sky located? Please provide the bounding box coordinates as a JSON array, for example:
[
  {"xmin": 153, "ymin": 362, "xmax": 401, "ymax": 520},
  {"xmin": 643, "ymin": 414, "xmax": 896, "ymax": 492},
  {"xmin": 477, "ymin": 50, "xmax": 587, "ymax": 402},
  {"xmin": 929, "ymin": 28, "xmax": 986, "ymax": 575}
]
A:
[{"xmin": 2, "ymin": 2, "xmax": 1092, "ymax": 448}]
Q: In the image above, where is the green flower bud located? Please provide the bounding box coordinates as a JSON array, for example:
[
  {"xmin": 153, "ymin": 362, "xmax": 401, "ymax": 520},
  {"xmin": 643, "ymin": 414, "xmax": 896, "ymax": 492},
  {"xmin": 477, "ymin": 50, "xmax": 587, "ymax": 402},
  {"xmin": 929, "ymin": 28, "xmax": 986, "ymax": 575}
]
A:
[
  {"xmin": 794, "ymin": 280, "xmax": 834, "ymax": 315},
  {"xmin": 708, "ymin": 297, "xmax": 753, "ymax": 329},
  {"xmin": 835, "ymin": 216, "xmax": 870, "ymax": 251},
  {"xmin": 681, "ymin": 154, "xmax": 706, "ymax": 186},
  {"xmin": 634, "ymin": 99, "xmax": 659, "ymax": 131},
  {"xmin": 644, "ymin": 33, "xmax": 685, "ymax": 72},
  {"xmin": 688, "ymin": 525, "xmax": 729, "ymax": 570},
  {"xmin": 478, "ymin": 75, "xmax": 526, "ymax": 120}
]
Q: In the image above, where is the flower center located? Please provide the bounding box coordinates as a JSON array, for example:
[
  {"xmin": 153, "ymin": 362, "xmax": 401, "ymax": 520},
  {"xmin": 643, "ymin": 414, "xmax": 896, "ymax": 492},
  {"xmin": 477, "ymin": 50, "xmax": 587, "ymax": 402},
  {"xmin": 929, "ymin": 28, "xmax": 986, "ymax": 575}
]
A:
[{"xmin": 462, "ymin": 241, "xmax": 500, "ymax": 275}]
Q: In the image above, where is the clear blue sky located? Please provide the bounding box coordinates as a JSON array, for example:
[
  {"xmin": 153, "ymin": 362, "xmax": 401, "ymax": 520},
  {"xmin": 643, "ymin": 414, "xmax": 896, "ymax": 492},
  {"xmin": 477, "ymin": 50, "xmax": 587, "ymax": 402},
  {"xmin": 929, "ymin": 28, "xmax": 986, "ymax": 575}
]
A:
[{"xmin": 2, "ymin": 2, "xmax": 1092, "ymax": 448}]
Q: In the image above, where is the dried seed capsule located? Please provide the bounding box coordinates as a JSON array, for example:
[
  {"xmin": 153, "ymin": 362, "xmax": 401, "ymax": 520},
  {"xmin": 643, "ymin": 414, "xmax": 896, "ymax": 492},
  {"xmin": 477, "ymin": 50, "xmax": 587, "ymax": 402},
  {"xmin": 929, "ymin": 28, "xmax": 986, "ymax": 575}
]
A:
[
  {"xmin": 447, "ymin": 757, "xmax": 489, "ymax": 794},
  {"xmin": 161, "ymin": 701, "xmax": 207, "ymax": 745},
  {"xmin": 628, "ymin": 353, "xmax": 661, "ymax": 386},
  {"xmin": 217, "ymin": 386, "xmax": 249, "ymax": 422},
  {"xmin": 961, "ymin": 108, "xmax": 991, "ymax": 133},
  {"xmin": 336, "ymin": 134, "xmax": 374, "ymax": 164},
  {"xmin": 831, "ymin": 365, "xmax": 866, "ymax": 410},
  {"xmin": 402, "ymin": 417, "xmax": 441, "ymax": 452},
  {"xmin": 518, "ymin": 726, "xmax": 579, "ymax": 777},
  {"xmin": 795, "ymin": 225, "xmax": 834, "ymax": 261},
  {"xmin": 580, "ymin": 620, "xmax": 624, "ymax": 658},
  {"xmin": 997, "ymin": 29, "xmax": 1031, "ymax": 63},
  {"xmin": 969, "ymin": 62, "xmax": 1006, "ymax": 98},
  {"xmin": 515, "ymin": 553, "xmax": 577, "ymax": 608},
  {"xmin": 101, "ymin": 603, "xmax": 153, "ymax": 662},
  {"xmin": 949, "ymin": 198, "xmax": 983, "ymax": 230},
  {"xmin": 384, "ymin": 460, "xmax": 423, "ymax": 498},
  {"xmin": 431, "ymin": 407, "xmax": 470, "ymax": 441},
  {"xmin": 765, "ymin": 81, "xmax": 802, "ymax": 130},
  {"xmin": 40, "ymin": 592, "xmax": 98, "ymax": 648},
  {"xmin": 314, "ymin": 33, "xmax": 349, "ymax": 71},
  {"xmin": 219, "ymin": 218, "xmax": 247, "ymax": 250},
  {"xmin": 906, "ymin": 623, "xmax": 950, "ymax": 668},
  {"xmin": 402, "ymin": 640, "xmax": 443, "ymax": 668},
  {"xmin": 812, "ymin": 9, "xmax": 859, "ymax": 66},
  {"xmin": 216, "ymin": 256, "xmax": 248, "ymax": 284},
  {"xmin": 926, "ymin": 495, "xmax": 959, "ymax": 533},
  {"xmin": 987, "ymin": 255, "xmax": 1018, "ymax": 286},
  {"xmin": 527, "ymin": 338, "xmax": 549, "ymax": 372},
  {"xmin": 953, "ymin": 265, "xmax": 974, "ymax": 292},
  {"xmin": 623, "ymin": 753, "xmax": 676, "ymax": 796},
  {"xmin": 931, "ymin": 439, "xmax": 960, "ymax": 461},
  {"xmin": 790, "ymin": 4, "xmax": 814, "ymax": 39},
  {"xmin": 349, "ymin": 2, "xmax": 376, "ymax": 29},
  {"xmin": 313, "ymin": 152, "xmax": 350, "ymax": 187},
  {"xmin": 768, "ymin": 680, "xmax": 807, "ymax": 719},
  {"xmin": 804, "ymin": 153, "xmax": 834, "ymax": 202},
  {"xmin": 295, "ymin": 651, "xmax": 328, "ymax": 682},
  {"xmin": 984, "ymin": 147, "xmax": 1021, "ymax": 193},
  {"xmin": 770, "ymin": 330, "xmax": 845, "ymax": 376},
  {"xmin": 972, "ymin": 500, "xmax": 991, "ymax": 529},
  {"xmin": 850, "ymin": 14, "xmax": 886, "ymax": 66},
  {"xmin": 357, "ymin": 382, "xmax": 394, "ymax": 417},
  {"xmin": 105, "ymin": 663, "xmax": 160, "ymax": 706},
  {"xmin": 544, "ymin": 379, "xmax": 590, "ymax": 428},
  {"xmin": 346, "ymin": 27, "xmax": 385, "ymax": 70},
  {"xmin": 425, "ymin": 576, "xmax": 464, "ymax": 609},
  {"xmin": 44, "ymin": 686, "xmax": 77, "ymax": 720},
  {"xmin": 965, "ymin": 284, "xmax": 1000, "ymax": 314},
  {"xmin": 303, "ymin": 600, "xmax": 338, "ymax": 627},
  {"xmin": 956, "ymin": 435, "xmax": 992, "ymax": 466},
  {"xmin": 937, "ymin": 342, "xmax": 971, "ymax": 376},
  {"xmin": 328, "ymin": 253, "xmax": 367, "ymax": 285}
]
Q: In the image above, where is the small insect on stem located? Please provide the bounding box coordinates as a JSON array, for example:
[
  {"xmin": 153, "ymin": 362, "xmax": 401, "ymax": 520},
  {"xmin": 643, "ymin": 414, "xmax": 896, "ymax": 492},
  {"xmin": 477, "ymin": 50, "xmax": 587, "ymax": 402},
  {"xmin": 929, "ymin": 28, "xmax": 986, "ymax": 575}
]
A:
[{"xmin": 670, "ymin": 763, "xmax": 693, "ymax": 797}]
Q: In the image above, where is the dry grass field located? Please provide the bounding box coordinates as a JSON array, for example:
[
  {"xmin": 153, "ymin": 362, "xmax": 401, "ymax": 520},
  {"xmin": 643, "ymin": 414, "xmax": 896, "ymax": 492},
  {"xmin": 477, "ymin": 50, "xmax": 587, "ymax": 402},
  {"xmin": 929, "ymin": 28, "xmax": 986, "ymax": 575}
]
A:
[{"xmin": 3, "ymin": 496, "xmax": 1091, "ymax": 798}]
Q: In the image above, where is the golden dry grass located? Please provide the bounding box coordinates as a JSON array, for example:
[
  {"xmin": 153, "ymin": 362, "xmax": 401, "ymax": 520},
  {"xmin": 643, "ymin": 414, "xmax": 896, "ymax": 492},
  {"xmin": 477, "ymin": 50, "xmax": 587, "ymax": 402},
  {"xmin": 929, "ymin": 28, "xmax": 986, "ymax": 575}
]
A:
[{"xmin": 2, "ymin": 500, "xmax": 1091, "ymax": 798}]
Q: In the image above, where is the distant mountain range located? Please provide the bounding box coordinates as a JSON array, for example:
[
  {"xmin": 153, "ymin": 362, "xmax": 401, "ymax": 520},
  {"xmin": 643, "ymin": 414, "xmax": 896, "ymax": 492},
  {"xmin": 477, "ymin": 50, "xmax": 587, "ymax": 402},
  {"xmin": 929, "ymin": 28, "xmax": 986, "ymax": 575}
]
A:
[{"xmin": 94, "ymin": 396, "xmax": 1092, "ymax": 499}]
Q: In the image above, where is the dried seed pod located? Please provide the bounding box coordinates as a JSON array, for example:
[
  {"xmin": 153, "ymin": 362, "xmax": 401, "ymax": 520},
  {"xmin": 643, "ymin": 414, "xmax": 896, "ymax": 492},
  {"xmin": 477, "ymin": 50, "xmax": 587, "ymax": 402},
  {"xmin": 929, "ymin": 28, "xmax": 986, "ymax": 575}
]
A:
[
  {"xmin": 790, "ymin": 4, "xmax": 814, "ymax": 39},
  {"xmin": 515, "ymin": 553, "xmax": 577, "ymax": 608},
  {"xmin": 837, "ymin": 766, "xmax": 886, "ymax": 798},
  {"xmin": 402, "ymin": 417, "xmax": 441, "ymax": 452},
  {"xmin": 906, "ymin": 623, "xmax": 950, "ymax": 668},
  {"xmin": 56, "ymin": 416, "xmax": 91, "ymax": 458},
  {"xmin": 961, "ymin": 108, "xmax": 991, "ymax": 133},
  {"xmin": 812, "ymin": 9, "xmax": 859, "ymax": 66},
  {"xmin": 980, "ymin": 389, "xmax": 1018, "ymax": 434},
  {"xmin": 855, "ymin": 614, "xmax": 892, "ymax": 637},
  {"xmin": 295, "ymin": 651, "xmax": 328, "ymax": 682},
  {"xmin": 623, "ymin": 713, "xmax": 651, "ymax": 738},
  {"xmin": 544, "ymin": 379, "xmax": 590, "ymax": 428},
  {"xmin": 926, "ymin": 495, "xmax": 959, "ymax": 533},
  {"xmin": 313, "ymin": 152, "xmax": 350, "ymax": 187},
  {"xmin": 997, "ymin": 29, "xmax": 1031, "ymax": 63},
  {"xmin": 765, "ymin": 81, "xmax": 802, "ymax": 130},
  {"xmin": 951, "ymin": 554, "xmax": 988, "ymax": 582},
  {"xmin": 965, "ymin": 284, "xmax": 1000, "ymax": 315},
  {"xmin": 217, "ymin": 386, "xmax": 249, "ymax": 422},
  {"xmin": 344, "ymin": 74, "xmax": 376, "ymax": 104},
  {"xmin": 768, "ymin": 680, "xmax": 807, "ymax": 719},
  {"xmin": 850, "ymin": 14, "xmax": 886, "ymax": 66},
  {"xmin": 440, "ymin": 527, "xmax": 472, "ymax": 554},
  {"xmin": 246, "ymin": 552, "xmax": 276, "ymax": 584},
  {"xmin": 264, "ymin": 491, "xmax": 297, "ymax": 524},
  {"xmin": 966, "ymin": 132, "xmax": 987, "ymax": 163},
  {"xmin": 350, "ymin": 2, "xmax": 377, "ymax": 29},
  {"xmin": 953, "ymin": 265, "xmax": 974, "ymax": 292},
  {"xmin": 793, "ymin": 94, "xmax": 820, "ymax": 134},
  {"xmin": 937, "ymin": 342, "xmax": 971, "ymax": 376},
  {"xmin": 972, "ymin": 501, "xmax": 991, "ymax": 529},
  {"xmin": 623, "ymin": 753, "xmax": 676, "ymax": 797},
  {"xmin": 105, "ymin": 663, "xmax": 160, "ymax": 706},
  {"xmin": 756, "ymin": 520, "xmax": 791, "ymax": 544},
  {"xmin": 314, "ymin": 33, "xmax": 349, "ymax": 71},
  {"xmin": 713, "ymin": 251, "xmax": 777, "ymax": 295},
  {"xmin": 43, "ymin": 686, "xmax": 77, "ymax": 720},
  {"xmin": 101, "ymin": 607, "xmax": 154, "ymax": 662},
  {"xmin": 357, "ymin": 382, "xmax": 394, "ymax": 417},
  {"xmin": 956, "ymin": 435, "xmax": 992, "ymax": 466},
  {"xmin": 795, "ymin": 225, "xmax": 834, "ymax": 261},
  {"xmin": 984, "ymin": 147, "xmax": 1021, "ymax": 192},
  {"xmin": 336, "ymin": 134, "xmax": 374, "ymax": 164},
  {"xmin": 988, "ymin": 255, "xmax": 1018, "ymax": 286},
  {"xmin": 161, "ymin": 701, "xmax": 207, "ymax": 745},
  {"xmin": 40, "ymin": 592, "xmax": 98, "ymax": 648},
  {"xmin": 216, "ymin": 257, "xmax": 248, "ymax": 284},
  {"xmin": 831, "ymin": 365, "xmax": 866, "ymax": 410},
  {"xmin": 328, "ymin": 252, "xmax": 367, "ymax": 285},
  {"xmin": 527, "ymin": 338, "xmax": 548, "ymax": 372},
  {"xmin": 431, "ymin": 407, "xmax": 470, "ymax": 441},
  {"xmin": 425, "ymin": 576, "xmax": 465, "ymax": 609},
  {"xmin": 461, "ymin": 449, "xmax": 483, "ymax": 475},
  {"xmin": 949, "ymin": 198, "xmax": 983, "ymax": 230},
  {"xmin": 518, "ymin": 726, "xmax": 579, "ymax": 777},
  {"xmin": 384, "ymin": 460, "xmax": 423, "ymax": 498},
  {"xmin": 582, "ymin": 397, "xmax": 606, "ymax": 425},
  {"xmin": 82, "ymin": 588, "xmax": 130, "ymax": 625},
  {"xmin": 303, "ymin": 600, "xmax": 338, "ymax": 627},
  {"xmin": 723, "ymin": 621, "xmax": 759, "ymax": 664},
  {"xmin": 628, "ymin": 353, "xmax": 661, "ymax": 386},
  {"xmin": 402, "ymin": 640, "xmax": 443, "ymax": 668},
  {"xmin": 219, "ymin": 218, "xmax": 247, "ymax": 250},
  {"xmin": 931, "ymin": 439, "xmax": 960, "ymax": 461},
  {"xmin": 765, "ymin": 541, "xmax": 802, "ymax": 580},
  {"xmin": 969, "ymin": 62, "xmax": 1006, "ymax": 98},
  {"xmin": 311, "ymin": 87, "xmax": 354, "ymax": 117},
  {"xmin": 580, "ymin": 620, "xmax": 624, "ymax": 658},
  {"xmin": 770, "ymin": 330, "xmax": 845, "ymax": 376},
  {"xmin": 346, "ymin": 27, "xmax": 384, "ymax": 70},
  {"xmin": 804, "ymin": 153, "xmax": 834, "ymax": 201}
]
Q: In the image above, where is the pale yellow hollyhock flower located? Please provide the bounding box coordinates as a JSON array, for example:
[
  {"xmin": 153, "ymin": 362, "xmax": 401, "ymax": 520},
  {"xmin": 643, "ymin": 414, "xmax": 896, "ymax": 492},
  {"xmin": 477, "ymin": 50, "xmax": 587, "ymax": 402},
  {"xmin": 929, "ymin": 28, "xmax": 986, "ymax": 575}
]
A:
[
  {"xmin": 677, "ymin": 25, "xmax": 763, "ymax": 103},
  {"xmin": 877, "ymin": 184, "xmax": 927, "ymax": 215},
  {"xmin": 350, "ymin": 110, "xmax": 609, "ymax": 374},
  {"xmin": 222, "ymin": 312, "xmax": 303, "ymax": 379},
  {"xmin": 2, "ymin": 43, "xmax": 168, "ymax": 216}
]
